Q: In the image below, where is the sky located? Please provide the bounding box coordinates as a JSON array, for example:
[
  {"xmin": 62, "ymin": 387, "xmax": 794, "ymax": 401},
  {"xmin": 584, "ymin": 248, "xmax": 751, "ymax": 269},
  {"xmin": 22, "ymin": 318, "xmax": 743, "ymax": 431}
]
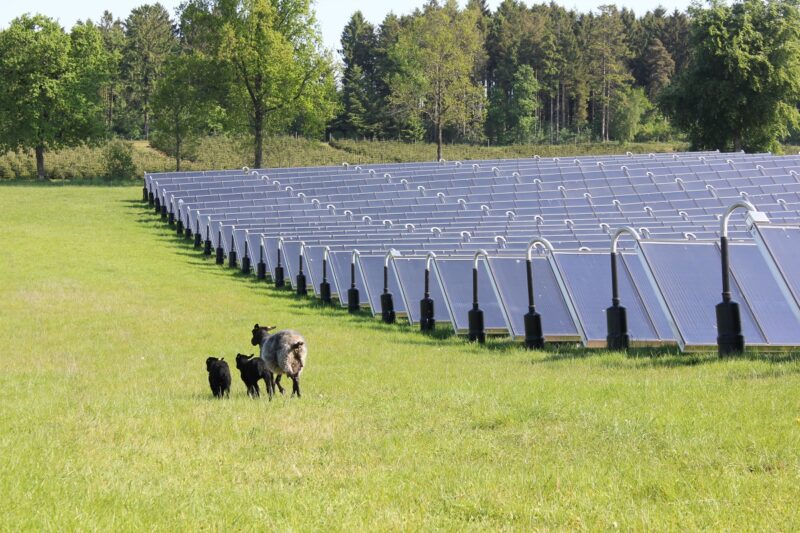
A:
[{"xmin": 0, "ymin": 0, "xmax": 694, "ymax": 56}]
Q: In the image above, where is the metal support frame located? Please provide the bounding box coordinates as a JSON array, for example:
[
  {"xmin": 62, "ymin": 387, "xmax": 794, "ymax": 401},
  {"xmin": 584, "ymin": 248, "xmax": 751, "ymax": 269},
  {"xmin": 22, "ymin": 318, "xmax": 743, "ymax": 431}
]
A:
[{"xmin": 524, "ymin": 238, "xmax": 555, "ymax": 349}]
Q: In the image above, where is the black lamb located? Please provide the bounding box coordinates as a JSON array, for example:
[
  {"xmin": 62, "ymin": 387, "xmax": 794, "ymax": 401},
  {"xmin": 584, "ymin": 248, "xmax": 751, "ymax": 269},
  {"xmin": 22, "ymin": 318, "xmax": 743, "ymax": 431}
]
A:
[
  {"xmin": 206, "ymin": 356, "xmax": 231, "ymax": 399},
  {"xmin": 235, "ymin": 353, "xmax": 275, "ymax": 400}
]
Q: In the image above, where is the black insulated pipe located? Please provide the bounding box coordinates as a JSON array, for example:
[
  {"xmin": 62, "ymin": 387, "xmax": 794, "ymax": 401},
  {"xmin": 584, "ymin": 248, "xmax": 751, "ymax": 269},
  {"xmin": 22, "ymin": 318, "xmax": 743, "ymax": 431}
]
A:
[
  {"xmin": 176, "ymin": 218, "xmax": 183, "ymax": 235},
  {"xmin": 381, "ymin": 262, "xmax": 396, "ymax": 324},
  {"xmin": 148, "ymin": 191, "xmax": 154, "ymax": 206},
  {"xmin": 256, "ymin": 245, "xmax": 266, "ymax": 280},
  {"xmin": 184, "ymin": 225, "xmax": 192, "ymax": 240},
  {"xmin": 203, "ymin": 226, "xmax": 212, "ymax": 256},
  {"xmin": 227, "ymin": 233, "xmax": 237, "ymax": 268},
  {"xmin": 154, "ymin": 197, "xmax": 161, "ymax": 214},
  {"xmin": 274, "ymin": 246, "xmax": 285, "ymax": 288},
  {"xmin": 468, "ymin": 266, "xmax": 485, "ymax": 343},
  {"xmin": 419, "ymin": 257, "xmax": 435, "ymax": 332},
  {"xmin": 716, "ymin": 235, "xmax": 744, "ymax": 355},
  {"xmin": 296, "ymin": 248, "xmax": 307, "ymax": 296},
  {"xmin": 142, "ymin": 180, "xmax": 148, "ymax": 202},
  {"xmin": 241, "ymin": 241, "xmax": 251, "ymax": 274},
  {"xmin": 524, "ymin": 257, "xmax": 545, "ymax": 349},
  {"xmin": 606, "ymin": 251, "xmax": 629, "ymax": 350},
  {"xmin": 194, "ymin": 220, "xmax": 202, "ymax": 249},
  {"xmin": 215, "ymin": 230, "xmax": 224, "ymax": 265},
  {"xmin": 347, "ymin": 253, "xmax": 360, "ymax": 313},
  {"xmin": 319, "ymin": 252, "xmax": 332, "ymax": 304}
]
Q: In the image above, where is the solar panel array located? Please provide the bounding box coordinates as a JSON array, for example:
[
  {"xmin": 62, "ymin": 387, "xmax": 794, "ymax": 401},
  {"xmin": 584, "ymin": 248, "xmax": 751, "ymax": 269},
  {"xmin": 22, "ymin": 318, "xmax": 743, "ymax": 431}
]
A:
[{"xmin": 144, "ymin": 151, "xmax": 800, "ymax": 353}]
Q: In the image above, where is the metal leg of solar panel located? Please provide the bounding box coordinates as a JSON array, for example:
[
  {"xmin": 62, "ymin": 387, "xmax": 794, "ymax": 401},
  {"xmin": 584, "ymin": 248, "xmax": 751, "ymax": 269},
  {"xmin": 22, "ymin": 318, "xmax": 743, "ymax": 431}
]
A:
[
  {"xmin": 148, "ymin": 192, "xmax": 154, "ymax": 206},
  {"xmin": 241, "ymin": 241, "xmax": 251, "ymax": 274},
  {"xmin": 142, "ymin": 182, "xmax": 148, "ymax": 202}
]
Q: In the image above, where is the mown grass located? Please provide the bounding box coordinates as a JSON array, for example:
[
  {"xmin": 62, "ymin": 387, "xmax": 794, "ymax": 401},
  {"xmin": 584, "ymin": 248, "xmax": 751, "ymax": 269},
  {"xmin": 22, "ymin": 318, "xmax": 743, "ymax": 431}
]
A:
[{"xmin": 1, "ymin": 186, "xmax": 800, "ymax": 530}]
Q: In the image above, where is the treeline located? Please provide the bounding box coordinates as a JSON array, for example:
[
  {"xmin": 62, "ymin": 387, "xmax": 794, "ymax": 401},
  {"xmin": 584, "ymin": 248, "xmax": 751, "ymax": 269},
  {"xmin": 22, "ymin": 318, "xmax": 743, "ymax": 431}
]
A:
[
  {"xmin": 1, "ymin": 0, "xmax": 799, "ymax": 179},
  {"xmin": 333, "ymin": 0, "xmax": 689, "ymax": 156}
]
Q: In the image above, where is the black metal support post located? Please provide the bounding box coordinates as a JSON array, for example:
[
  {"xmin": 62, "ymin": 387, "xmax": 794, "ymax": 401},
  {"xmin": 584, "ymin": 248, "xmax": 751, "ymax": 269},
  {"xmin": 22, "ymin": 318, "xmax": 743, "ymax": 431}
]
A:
[{"xmin": 256, "ymin": 245, "xmax": 266, "ymax": 280}]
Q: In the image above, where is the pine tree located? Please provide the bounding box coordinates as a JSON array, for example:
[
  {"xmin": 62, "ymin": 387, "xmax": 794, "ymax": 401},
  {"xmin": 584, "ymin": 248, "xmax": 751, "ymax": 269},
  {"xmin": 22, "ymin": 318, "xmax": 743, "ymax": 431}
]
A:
[{"xmin": 643, "ymin": 38, "xmax": 675, "ymax": 99}]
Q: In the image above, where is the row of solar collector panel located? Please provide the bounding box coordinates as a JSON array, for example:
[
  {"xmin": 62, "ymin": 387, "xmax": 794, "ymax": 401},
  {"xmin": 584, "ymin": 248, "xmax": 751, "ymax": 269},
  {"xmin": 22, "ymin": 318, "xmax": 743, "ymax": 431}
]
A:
[{"xmin": 144, "ymin": 152, "xmax": 800, "ymax": 352}]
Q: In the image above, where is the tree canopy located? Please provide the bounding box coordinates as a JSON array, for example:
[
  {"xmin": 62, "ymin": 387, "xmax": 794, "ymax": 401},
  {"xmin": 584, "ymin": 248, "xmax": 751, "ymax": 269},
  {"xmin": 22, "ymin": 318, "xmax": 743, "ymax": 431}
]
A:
[
  {"xmin": 0, "ymin": 15, "xmax": 108, "ymax": 178},
  {"xmin": 661, "ymin": 0, "xmax": 800, "ymax": 152}
]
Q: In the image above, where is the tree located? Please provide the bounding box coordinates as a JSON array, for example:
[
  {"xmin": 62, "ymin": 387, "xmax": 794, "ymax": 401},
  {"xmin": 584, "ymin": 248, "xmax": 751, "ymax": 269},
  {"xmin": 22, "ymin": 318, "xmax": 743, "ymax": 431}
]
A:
[
  {"xmin": 99, "ymin": 11, "xmax": 127, "ymax": 133},
  {"xmin": 152, "ymin": 54, "xmax": 208, "ymax": 171},
  {"xmin": 661, "ymin": 0, "xmax": 800, "ymax": 152},
  {"xmin": 505, "ymin": 64, "xmax": 540, "ymax": 143},
  {"xmin": 123, "ymin": 3, "xmax": 177, "ymax": 139},
  {"xmin": 586, "ymin": 5, "xmax": 632, "ymax": 142},
  {"xmin": 642, "ymin": 38, "xmax": 674, "ymax": 99},
  {"xmin": 335, "ymin": 11, "xmax": 380, "ymax": 138},
  {"xmin": 610, "ymin": 86, "xmax": 649, "ymax": 143},
  {"xmin": 182, "ymin": 0, "xmax": 334, "ymax": 167},
  {"xmin": 0, "ymin": 16, "xmax": 108, "ymax": 179},
  {"xmin": 389, "ymin": 0, "xmax": 486, "ymax": 160}
]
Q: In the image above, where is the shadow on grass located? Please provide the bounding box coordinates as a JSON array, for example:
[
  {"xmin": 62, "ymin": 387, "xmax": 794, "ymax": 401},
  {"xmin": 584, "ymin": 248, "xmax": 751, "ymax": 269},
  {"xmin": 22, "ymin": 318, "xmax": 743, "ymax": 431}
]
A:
[{"xmin": 127, "ymin": 196, "xmax": 800, "ymax": 365}]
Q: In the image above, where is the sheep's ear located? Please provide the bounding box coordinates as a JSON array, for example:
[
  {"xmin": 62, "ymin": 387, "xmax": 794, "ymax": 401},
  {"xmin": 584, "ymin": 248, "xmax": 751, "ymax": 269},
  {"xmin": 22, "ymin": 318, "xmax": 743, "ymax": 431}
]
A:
[{"xmin": 254, "ymin": 323, "xmax": 259, "ymax": 329}]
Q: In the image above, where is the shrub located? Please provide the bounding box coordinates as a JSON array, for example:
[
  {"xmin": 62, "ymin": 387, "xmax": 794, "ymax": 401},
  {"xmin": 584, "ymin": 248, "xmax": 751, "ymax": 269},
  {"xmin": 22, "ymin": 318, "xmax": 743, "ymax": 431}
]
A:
[{"xmin": 104, "ymin": 140, "xmax": 138, "ymax": 180}]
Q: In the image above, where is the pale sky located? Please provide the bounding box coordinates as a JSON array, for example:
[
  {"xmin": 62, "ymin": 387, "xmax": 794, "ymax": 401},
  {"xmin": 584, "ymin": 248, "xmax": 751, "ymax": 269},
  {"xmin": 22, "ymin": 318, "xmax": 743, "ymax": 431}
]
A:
[{"xmin": 0, "ymin": 0, "xmax": 693, "ymax": 57}]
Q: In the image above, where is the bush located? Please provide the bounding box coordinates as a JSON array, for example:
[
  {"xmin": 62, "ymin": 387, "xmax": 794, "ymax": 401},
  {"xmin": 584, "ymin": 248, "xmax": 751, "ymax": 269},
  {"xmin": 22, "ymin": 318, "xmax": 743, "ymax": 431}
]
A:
[{"xmin": 104, "ymin": 140, "xmax": 137, "ymax": 180}]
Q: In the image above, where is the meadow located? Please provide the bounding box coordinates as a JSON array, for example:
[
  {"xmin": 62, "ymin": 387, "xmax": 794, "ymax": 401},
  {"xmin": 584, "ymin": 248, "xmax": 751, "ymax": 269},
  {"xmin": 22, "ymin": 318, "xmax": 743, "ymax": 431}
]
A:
[
  {"xmin": 1, "ymin": 185, "xmax": 799, "ymax": 530},
  {"xmin": 0, "ymin": 137, "xmax": 691, "ymax": 181}
]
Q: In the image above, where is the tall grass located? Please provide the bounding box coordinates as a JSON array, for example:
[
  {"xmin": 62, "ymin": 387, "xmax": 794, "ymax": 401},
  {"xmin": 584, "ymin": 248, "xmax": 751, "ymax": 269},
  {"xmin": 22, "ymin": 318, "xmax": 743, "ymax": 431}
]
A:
[{"xmin": 1, "ymin": 186, "xmax": 799, "ymax": 529}]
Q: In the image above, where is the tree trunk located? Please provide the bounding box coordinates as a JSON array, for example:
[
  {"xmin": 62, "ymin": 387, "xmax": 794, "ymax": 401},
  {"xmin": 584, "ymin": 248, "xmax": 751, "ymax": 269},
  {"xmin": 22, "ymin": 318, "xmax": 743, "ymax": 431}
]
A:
[
  {"xmin": 35, "ymin": 145, "xmax": 45, "ymax": 180},
  {"xmin": 176, "ymin": 136, "xmax": 182, "ymax": 172},
  {"xmin": 436, "ymin": 117, "xmax": 443, "ymax": 162},
  {"xmin": 254, "ymin": 108, "xmax": 264, "ymax": 168}
]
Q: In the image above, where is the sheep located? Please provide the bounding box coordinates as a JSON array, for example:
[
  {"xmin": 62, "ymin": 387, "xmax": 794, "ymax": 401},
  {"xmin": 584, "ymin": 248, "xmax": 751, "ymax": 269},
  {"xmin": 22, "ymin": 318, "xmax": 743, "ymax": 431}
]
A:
[
  {"xmin": 205, "ymin": 357, "xmax": 231, "ymax": 398},
  {"xmin": 251, "ymin": 323, "xmax": 308, "ymax": 398},
  {"xmin": 235, "ymin": 353, "xmax": 275, "ymax": 400}
]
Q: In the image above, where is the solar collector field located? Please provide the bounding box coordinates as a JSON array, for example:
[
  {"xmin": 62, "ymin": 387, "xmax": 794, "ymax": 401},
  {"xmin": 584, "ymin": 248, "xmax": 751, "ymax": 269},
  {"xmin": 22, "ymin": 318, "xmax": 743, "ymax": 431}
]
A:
[{"xmin": 145, "ymin": 151, "xmax": 800, "ymax": 352}]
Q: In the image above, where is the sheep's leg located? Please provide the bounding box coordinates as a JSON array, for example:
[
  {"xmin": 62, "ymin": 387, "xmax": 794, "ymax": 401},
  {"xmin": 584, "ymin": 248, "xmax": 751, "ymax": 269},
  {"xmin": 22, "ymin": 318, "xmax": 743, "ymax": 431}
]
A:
[
  {"xmin": 290, "ymin": 376, "xmax": 301, "ymax": 398},
  {"xmin": 265, "ymin": 375, "xmax": 274, "ymax": 401},
  {"xmin": 253, "ymin": 382, "xmax": 260, "ymax": 398},
  {"xmin": 275, "ymin": 375, "xmax": 286, "ymax": 395}
]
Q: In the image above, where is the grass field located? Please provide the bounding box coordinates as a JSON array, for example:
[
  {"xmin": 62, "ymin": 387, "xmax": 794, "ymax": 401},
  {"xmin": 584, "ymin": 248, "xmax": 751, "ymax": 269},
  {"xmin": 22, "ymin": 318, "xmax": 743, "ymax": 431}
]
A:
[{"xmin": 2, "ymin": 186, "xmax": 800, "ymax": 530}]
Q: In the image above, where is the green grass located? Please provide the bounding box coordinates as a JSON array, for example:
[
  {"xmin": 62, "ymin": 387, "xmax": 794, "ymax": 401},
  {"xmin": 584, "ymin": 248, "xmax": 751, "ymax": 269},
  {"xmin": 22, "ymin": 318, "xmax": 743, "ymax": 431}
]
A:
[{"xmin": 1, "ymin": 186, "xmax": 800, "ymax": 530}]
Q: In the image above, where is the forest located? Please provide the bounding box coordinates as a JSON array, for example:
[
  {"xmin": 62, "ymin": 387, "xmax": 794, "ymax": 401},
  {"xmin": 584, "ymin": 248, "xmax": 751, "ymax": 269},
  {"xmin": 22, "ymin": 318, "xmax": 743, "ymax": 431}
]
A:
[{"xmin": 0, "ymin": 0, "xmax": 799, "ymax": 178}]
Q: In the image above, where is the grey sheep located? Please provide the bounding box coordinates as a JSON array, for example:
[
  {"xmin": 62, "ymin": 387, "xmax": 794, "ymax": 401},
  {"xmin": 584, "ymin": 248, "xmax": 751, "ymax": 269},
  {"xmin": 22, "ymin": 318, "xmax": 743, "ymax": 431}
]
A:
[{"xmin": 250, "ymin": 324, "xmax": 307, "ymax": 398}]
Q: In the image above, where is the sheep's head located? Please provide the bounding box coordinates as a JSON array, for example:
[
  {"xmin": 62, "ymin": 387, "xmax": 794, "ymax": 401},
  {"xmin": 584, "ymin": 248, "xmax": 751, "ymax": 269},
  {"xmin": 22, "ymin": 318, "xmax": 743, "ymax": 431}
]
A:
[
  {"xmin": 235, "ymin": 353, "xmax": 254, "ymax": 368},
  {"xmin": 251, "ymin": 324, "xmax": 277, "ymax": 346},
  {"xmin": 206, "ymin": 356, "xmax": 221, "ymax": 371}
]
